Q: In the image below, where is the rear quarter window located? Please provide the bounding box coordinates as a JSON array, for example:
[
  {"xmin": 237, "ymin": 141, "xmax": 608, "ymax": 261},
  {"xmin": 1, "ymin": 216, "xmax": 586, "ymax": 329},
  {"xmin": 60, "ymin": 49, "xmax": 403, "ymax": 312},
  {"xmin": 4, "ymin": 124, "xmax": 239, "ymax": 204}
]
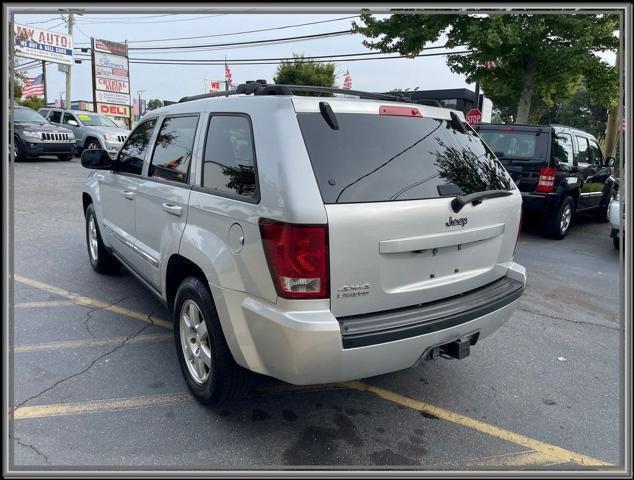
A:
[{"xmin": 298, "ymin": 112, "xmax": 514, "ymax": 204}]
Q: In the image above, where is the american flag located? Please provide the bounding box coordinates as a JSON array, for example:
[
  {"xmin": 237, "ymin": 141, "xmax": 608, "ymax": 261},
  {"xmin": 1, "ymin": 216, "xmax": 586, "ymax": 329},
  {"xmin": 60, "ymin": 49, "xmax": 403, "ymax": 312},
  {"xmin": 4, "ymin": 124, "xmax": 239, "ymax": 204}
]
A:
[
  {"xmin": 22, "ymin": 74, "xmax": 45, "ymax": 98},
  {"xmin": 224, "ymin": 63, "xmax": 233, "ymax": 88},
  {"xmin": 343, "ymin": 69, "xmax": 352, "ymax": 90}
]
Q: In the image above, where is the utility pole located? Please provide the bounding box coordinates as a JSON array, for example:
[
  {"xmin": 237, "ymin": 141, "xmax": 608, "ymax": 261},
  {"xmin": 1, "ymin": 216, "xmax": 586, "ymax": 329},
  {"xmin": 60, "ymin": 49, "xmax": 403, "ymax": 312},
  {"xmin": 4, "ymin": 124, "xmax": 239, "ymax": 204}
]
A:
[
  {"xmin": 137, "ymin": 90, "xmax": 144, "ymax": 120},
  {"xmin": 41, "ymin": 61, "xmax": 47, "ymax": 106},
  {"xmin": 65, "ymin": 13, "xmax": 74, "ymax": 110}
]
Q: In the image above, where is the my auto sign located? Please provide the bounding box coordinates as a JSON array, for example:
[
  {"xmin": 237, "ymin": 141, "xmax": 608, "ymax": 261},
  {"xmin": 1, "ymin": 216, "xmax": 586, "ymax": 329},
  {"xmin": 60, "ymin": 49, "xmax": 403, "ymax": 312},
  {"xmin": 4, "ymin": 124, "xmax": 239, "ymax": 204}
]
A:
[
  {"xmin": 14, "ymin": 24, "xmax": 73, "ymax": 65},
  {"xmin": 92, "ymin": 38, "xmax": 131, "ymax": 118}
]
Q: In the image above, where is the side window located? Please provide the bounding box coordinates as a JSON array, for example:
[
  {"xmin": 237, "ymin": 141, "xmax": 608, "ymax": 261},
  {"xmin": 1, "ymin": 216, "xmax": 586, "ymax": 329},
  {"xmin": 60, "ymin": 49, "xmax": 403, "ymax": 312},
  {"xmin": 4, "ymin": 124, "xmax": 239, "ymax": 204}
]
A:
[
  {"xmin": 589, "ymin": 139, "xmax": 603, "ymax": 167},
  {"xmin": 117, "ymin": 119, "xmax": 157, "ymax": 175},
  {"xmin": 48, "ymin": 110, "xmax": 61, "ymax": 124},
  {"xmin": 62, "ymin": 113, "xmax": 77, "ymax": 125},
  {"xmin": 148, "ymin": 115, "xmax": 198, "ymax": 183},
  {"xmin": 575, "ymin": 136, "xmax": 590, "ymax": 164},
  {"xmin": 39, "ymin": 109, "xmax": 49, "ymax": 118},
  {"xmin": 202, "ymin": 115, "xmax": 257, "ymax": 200},
  {"xmin": 551, "ymin": 133, "xmax": 573, "ymax": 164}
]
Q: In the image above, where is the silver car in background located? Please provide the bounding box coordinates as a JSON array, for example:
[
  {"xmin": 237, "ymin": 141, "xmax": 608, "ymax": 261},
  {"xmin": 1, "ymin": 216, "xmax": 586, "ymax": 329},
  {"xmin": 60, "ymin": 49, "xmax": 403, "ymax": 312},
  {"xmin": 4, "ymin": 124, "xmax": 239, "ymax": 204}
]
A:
[
  {"xmin": 608, "ymin": 186, "xmax": 622, "ymax": 249},
  {"xmin": 80, "ymin": 83, "xmax": 526, "ymax": 407},
  {"xmin": 39, "ymin": 108, "xmax": 130, "ymax": 159}
]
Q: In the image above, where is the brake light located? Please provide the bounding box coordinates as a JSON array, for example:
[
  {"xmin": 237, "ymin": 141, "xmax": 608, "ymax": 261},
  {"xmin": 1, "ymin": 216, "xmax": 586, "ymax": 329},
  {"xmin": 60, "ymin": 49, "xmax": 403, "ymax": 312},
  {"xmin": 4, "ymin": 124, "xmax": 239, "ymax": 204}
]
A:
[
  {"xmin": 259, "ymin": 219, "xmax": 329, "ymax": 299},
  {"xmin": 536, "ymin": 167, "xmax": 557, "ymax": 193},
  {"xmin": 379, "ymin": 105, "xmax": 422, "ymax": 117}
]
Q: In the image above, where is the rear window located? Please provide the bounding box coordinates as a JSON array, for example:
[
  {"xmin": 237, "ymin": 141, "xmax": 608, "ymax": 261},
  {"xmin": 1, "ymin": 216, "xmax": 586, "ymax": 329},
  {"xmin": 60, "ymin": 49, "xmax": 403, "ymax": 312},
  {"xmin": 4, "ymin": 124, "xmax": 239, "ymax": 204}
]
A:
[
  {"xmin": 297, "ymin": 113, "xmax": 514, "ymax": 204},
  {"xmin": 478, "ymin": 129, "xmax": 548, "ymax": 161}
]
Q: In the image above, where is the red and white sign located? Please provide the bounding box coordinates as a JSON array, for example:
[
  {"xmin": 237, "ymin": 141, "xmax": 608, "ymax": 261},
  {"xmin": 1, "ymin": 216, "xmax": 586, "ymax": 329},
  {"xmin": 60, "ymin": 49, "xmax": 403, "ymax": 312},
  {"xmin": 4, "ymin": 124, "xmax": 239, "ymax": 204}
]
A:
[
  {"xmin": 343, "ymin": 69, "xmax": 352, "ymax": 90},
  {"xmin": 466, "ymin": 108, "xmax": 482, "ymax": 125},
  {"xmin": 97, "ymin": 103, "xmax": 130, "ymax": 117},
  {"xmin": 96, "ymin": 90, "xmax": 130, "ymax": 106},
  {"xmin": 205, "ymin": 80, "xmax": 222, "ymax": 93},
  {"xmin": 97, "ymin": 77, "xmax": 130, "ymax": 94},
  {"xmin": 14, "ymin": 24, "xmax": 73, "ymax": 65}
]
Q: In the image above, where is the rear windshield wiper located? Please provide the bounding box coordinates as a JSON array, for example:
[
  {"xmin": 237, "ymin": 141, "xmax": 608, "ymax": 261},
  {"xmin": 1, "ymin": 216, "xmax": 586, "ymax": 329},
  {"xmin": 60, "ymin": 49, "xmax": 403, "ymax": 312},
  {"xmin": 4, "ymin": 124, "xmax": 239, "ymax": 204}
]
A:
[{"xmin": 451, "ymin": 190, "xmax": 513, "ymax": 213}]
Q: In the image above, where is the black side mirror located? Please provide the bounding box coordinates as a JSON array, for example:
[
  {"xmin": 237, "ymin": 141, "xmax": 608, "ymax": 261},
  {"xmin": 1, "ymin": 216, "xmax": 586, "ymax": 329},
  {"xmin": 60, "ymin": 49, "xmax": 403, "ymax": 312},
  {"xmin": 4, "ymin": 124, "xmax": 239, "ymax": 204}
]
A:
[
  {"xmin": 605, "ymin": 157, "xmax": 616, "ymax": 168},
  {"xmin": 81, "ymin": 149, "xmax": 113, "ymax": 170}
]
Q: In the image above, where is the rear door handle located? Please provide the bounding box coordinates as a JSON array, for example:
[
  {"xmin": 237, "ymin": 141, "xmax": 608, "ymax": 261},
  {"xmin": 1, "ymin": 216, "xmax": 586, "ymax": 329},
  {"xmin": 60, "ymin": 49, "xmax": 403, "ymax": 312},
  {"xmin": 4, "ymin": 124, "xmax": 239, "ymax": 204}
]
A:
[
  {"xmin": 121, "ymin": 190, "xmax": 135, "ymax": 200},
  {"xmin": 162, "ymin": 203, "xmax": 182, "ymax": 216}
]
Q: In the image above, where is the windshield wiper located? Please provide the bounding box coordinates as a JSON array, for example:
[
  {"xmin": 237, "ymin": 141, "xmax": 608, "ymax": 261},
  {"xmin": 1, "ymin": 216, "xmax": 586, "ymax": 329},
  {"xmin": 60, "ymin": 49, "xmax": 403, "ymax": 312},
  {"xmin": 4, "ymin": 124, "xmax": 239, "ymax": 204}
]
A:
[{"xmin": 451, "ymin": 190, "xmax": 513, "ymax": 213}]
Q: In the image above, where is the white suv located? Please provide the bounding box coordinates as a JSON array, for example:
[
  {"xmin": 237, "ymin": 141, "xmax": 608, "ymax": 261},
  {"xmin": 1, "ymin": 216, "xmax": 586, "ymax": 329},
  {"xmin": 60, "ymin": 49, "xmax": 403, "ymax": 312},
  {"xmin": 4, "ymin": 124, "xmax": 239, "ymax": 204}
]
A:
[{"xmin": 81, "ymin": 82, "xmax": 526, "ymax": 406}]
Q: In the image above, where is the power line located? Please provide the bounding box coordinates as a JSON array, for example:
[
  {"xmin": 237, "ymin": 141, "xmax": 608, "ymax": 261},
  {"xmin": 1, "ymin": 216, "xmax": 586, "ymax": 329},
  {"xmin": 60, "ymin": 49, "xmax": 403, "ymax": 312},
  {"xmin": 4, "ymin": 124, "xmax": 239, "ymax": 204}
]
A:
[
  {"xmin": 77, "ymin": 13, "xmax": 227, "ymax": 25},
  {"xmin": 73, "ymin": 15, "xmax": 358, "ymax": 45},
  {"xmin": 73, "ymin": 45, "xmax": 461, "ymax": 63},
  {"xmin": 73, "ymin": 49, "xmax": 471, "ymax": 66}
]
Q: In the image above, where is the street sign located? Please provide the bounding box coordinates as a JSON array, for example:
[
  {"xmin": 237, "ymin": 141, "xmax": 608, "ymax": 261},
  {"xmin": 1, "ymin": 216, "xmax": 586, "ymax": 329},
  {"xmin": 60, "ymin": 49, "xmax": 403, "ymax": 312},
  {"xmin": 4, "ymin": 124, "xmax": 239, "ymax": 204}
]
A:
[
  {"xmin": 14, "ymin": 24, "xmax": 73, "ymax": 65},
  {"xmin": 466, "ymin": 108, "xmax": 482, "ymax": 125}
]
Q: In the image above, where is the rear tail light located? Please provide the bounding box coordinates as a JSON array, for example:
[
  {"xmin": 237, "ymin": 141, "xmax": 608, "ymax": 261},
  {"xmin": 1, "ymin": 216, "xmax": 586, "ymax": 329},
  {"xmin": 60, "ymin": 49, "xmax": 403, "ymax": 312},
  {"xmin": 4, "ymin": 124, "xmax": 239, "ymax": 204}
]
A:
[
  {"xmin": 536, "ymin": 167, "xmax": 557, "ymax": 193},
  {"xmin": 259, "ymin": 219, "xmax": 329, "ymax": 299}
]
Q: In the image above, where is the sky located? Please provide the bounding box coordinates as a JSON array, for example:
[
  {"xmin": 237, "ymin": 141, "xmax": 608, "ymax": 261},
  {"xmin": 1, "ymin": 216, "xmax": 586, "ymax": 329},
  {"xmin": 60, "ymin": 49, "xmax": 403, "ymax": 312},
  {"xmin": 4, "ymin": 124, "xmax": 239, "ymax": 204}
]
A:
[
  {"xmin": 13, "ymin": 12, "xmax": 617, "ymax": 105},
  {"xmin": 13, "ymin": 12, "xmax": 475, "ymax": 103}
]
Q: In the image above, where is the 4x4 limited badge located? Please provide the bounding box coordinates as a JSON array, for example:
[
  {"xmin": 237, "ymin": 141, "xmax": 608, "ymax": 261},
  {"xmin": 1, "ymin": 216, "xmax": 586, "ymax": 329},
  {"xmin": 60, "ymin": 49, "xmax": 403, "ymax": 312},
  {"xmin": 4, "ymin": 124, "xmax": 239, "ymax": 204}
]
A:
[
  {"xmin": 446, "ymin": 216, "xmax": 468, "ymax": 227},
  {"xmin": 337, "ymin": 284, "xmax": 370, "ymax": 298}
]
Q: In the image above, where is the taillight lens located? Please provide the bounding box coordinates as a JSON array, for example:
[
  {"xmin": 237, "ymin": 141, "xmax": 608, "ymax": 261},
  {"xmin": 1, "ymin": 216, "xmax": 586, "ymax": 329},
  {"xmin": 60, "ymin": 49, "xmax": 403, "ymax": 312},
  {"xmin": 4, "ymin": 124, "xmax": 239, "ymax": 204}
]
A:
[
  {"xmin": 259, "ymin": 219, "xmax": 329, "ymax": 299},
  {"xmin": 536, "ymin": 167, "xmax": 557, "ymax": 193}
]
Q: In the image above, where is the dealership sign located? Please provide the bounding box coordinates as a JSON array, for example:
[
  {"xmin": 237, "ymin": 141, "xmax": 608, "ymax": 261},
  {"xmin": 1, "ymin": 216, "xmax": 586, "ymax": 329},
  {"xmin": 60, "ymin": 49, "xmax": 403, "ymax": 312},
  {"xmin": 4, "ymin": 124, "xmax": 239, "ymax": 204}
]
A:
[
  {"xmin": 92, "ymin": 38, "xmax": 130, "ymax": 119},
  {"xmin": 205, "ymin": 79, "xmax": 223, "ymax": 93},
  {"xmin": 14, "ymin": 24, "xmax": 73, "ymax": 65}
]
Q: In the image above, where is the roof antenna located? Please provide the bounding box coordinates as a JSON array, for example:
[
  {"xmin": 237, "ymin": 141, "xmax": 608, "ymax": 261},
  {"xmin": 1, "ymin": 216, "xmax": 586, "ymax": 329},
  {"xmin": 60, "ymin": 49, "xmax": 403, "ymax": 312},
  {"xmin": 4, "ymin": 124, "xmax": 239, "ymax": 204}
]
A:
[{"xmin": 319, "ymin": 101, "xmax": 339, "ymax": 130}]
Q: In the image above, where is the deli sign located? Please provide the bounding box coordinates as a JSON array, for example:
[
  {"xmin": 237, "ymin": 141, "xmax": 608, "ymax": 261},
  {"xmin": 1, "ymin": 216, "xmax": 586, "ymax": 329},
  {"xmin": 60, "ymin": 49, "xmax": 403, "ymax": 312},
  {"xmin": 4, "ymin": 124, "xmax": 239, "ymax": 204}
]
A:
[
  {"xmin": 97, "ymin": 103, "xmax": 130, "ymax": 117},
  {"xmin": 14, "ymin": 24, "xmax": 73, "ymax": 65}
]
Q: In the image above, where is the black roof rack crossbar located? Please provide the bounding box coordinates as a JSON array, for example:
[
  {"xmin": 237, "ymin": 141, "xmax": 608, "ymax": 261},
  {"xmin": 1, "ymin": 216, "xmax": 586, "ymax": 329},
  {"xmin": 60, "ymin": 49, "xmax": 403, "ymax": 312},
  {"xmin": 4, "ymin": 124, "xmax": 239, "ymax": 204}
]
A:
[{"xmin": 179, "ymin": 83, "xmax": 414, "ymax": 104}]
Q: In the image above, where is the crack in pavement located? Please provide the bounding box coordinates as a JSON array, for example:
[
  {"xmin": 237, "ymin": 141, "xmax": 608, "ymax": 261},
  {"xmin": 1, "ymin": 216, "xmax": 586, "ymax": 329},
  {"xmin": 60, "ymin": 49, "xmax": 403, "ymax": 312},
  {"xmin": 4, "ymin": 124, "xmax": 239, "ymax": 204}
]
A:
[
  {"xmin": 14, "ymin": 435, "xmax": 50, "ymax": 464},
  {"xmin": 10, "ymin": 311, "xmax": 159, "ymax": 415},
  {"xmin": 517, "ymin": 306, "xmax": 620, "ymax": 331},
  {"xmin": 83, "ymin": 295, "xmax": 131, "ymax": 339}
]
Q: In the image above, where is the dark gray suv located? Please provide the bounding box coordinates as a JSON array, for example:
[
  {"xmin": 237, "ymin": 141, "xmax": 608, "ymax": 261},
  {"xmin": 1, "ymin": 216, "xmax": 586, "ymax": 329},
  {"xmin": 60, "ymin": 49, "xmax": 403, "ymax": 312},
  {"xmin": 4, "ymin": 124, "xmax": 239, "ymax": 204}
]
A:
[{"xmin": 13, "ymin": 106, "xmax": 76, "ymax": 161}]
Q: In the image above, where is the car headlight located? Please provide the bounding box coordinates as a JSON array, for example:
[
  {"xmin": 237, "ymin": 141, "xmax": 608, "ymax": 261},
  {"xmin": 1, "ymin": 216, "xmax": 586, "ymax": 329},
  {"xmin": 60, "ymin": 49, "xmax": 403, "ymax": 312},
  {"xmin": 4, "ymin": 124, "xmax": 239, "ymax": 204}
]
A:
[
  {"xmin": 22, "ymin": 130, "xmax": 42, "ymax": 139},
  {"xmin": 67, "ymin": 131, "xmax": 75, "ymax": 140},
  {"xmin": 102, "ymin": 133, "xmax": 115, "ymax": 141}
]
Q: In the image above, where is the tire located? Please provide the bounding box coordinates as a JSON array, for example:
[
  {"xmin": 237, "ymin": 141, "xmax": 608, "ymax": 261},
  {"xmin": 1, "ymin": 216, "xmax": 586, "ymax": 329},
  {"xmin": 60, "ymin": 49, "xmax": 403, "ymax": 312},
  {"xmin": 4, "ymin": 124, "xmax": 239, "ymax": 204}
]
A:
[
  {"xmin": 544, "ymin": 196, "xmax": 575, "ymax": 240},
  {"xmin": 174, "ymin": 276, "xmax": 251, "ymax": 407},
  {"xmin": 613, "ymin": 236, "xmax": 620, "ymax": 250},
  {"xmin": 58, "ymin": 154, "xmax": 74, "ymax": 161},
  {"xmin": 14, "ymin": 138, "xmax": 26, "ymax": 162},
  {"xmin": 85, "ymin": 203, "xmax": 120, "ymax": 273},
  {"xmin": 85, "ymin": 139, "xmax": 101, "ymax": 150}
]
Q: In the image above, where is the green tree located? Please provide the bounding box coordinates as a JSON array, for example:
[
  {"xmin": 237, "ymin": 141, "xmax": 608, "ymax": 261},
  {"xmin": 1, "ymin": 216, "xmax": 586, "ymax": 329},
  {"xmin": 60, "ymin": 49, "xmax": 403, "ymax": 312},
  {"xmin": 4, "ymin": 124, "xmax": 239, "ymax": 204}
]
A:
[
  {"xmin": 354, "ymin": 13, "xmax": 619, "ymax": 123},
  {"xmin": 273, "ymin": 54, "xmax": 336, "ymax": 92},
  {"xmin": 18, "ymin": 96, "xmax": 45, "ymax": 111},
  {"xmin": 146, "ymin": 98, "xmax": 163, "ymax": 111},
  {"xmin": 538, "ymin": 85, "xmax": 608, "ymax": 141}
]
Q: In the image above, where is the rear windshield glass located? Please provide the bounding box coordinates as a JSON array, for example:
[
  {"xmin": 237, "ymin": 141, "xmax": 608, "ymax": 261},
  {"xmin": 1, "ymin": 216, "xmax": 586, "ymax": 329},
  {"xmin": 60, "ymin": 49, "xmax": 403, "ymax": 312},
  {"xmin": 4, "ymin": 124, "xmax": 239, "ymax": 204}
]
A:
[
  {"xmin": 478, "ymin": 129, "xmax": 548, "ymax": 161},
  {"xmin": 297, "ymin": 112, "xmax": 514, "ymax": 204}
]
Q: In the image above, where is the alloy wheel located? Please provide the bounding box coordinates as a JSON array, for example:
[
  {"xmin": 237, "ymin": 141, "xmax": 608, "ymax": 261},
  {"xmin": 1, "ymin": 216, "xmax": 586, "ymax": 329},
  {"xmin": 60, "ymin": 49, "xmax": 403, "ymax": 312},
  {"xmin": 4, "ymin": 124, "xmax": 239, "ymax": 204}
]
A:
[{"xmin": 179, "ymin": 299, "xmax": 212, "ymax": 384}]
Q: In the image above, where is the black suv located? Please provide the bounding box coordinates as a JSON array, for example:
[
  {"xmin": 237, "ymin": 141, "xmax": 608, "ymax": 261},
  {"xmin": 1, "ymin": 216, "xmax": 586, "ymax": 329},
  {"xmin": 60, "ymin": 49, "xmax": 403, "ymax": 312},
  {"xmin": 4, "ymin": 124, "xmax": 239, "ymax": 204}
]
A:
[
  {"xmin": 473, "ymin": 124, "xmax": 616, "ymax": 239},
  {"xmin": 13, "ymin": 106, "xmax": 76, "ymax": 162}
]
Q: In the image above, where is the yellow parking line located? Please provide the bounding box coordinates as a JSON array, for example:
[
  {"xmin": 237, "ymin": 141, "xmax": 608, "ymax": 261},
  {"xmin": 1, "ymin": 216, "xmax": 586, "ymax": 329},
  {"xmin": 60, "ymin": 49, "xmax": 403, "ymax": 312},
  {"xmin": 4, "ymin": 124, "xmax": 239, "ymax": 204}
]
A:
[
  {"xmin": 12, "ymin": 393, "xmax": 193, "ymax": 420},
  {"xmin": 15, "ymin": 300, "xmax": 76, "ymax": 308},
  {"xmin": 13, "ymin": 274, "xmax": 172, "ymax": 330},
  {"xmin": 344, "ymin": 381, "xmax": 611, "ymax": 467},
  {"xmin": 14, "ymin": 333, "xmax": 173, "ymax": 353},
  {"xmin": 429, "ymin": 450, "xmax": 564, "ymax": 469}
]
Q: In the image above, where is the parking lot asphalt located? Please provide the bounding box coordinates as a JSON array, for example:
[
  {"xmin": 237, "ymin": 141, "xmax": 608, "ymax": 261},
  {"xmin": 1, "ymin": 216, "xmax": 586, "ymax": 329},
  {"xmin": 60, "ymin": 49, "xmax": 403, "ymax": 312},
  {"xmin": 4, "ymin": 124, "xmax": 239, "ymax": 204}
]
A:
[{"xmin": 9, "ymin": 157, "xmax": 623, "ymax": 470}]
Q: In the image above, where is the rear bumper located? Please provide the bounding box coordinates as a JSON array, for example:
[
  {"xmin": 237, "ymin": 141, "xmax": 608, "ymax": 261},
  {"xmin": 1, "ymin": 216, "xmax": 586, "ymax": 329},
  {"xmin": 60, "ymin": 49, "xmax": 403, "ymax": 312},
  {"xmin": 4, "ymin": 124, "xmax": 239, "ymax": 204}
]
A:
[
  {"xmin": 21, "ymin": 140, "xmax": 76, "ymax": 157},
  {"xmin": 521, "ymin": 192, "xmax": 563, "ymax": 216},
  {"xmin": 212, "ymin": 262, "xmax": 526, "ymax": 385}
]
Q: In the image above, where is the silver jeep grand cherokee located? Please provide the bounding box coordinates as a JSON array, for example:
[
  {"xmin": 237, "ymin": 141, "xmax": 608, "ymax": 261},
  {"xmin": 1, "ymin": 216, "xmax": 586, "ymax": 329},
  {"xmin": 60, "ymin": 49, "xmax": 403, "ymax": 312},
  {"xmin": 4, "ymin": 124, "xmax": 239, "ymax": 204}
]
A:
[{"xmin": 81, "ymin": 82, "xmax": 526, "ymax": 406}]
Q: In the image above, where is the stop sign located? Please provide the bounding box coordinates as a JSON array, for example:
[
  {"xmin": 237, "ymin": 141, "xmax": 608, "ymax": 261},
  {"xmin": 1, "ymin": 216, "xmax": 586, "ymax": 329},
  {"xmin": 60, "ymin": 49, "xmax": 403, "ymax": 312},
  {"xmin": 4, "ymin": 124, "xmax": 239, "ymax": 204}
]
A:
[{"xmin": 466, "ymin": 108, "xmax": 482, "ymax": 125}]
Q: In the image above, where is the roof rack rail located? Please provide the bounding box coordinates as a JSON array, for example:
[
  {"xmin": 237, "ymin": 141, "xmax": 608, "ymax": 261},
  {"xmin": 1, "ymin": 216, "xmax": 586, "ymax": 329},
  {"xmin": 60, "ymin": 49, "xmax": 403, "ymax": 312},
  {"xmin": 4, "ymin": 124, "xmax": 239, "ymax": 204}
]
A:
[{"xmin": 178, "ymin": 82, "xmax": 412, "ymax": 104}]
